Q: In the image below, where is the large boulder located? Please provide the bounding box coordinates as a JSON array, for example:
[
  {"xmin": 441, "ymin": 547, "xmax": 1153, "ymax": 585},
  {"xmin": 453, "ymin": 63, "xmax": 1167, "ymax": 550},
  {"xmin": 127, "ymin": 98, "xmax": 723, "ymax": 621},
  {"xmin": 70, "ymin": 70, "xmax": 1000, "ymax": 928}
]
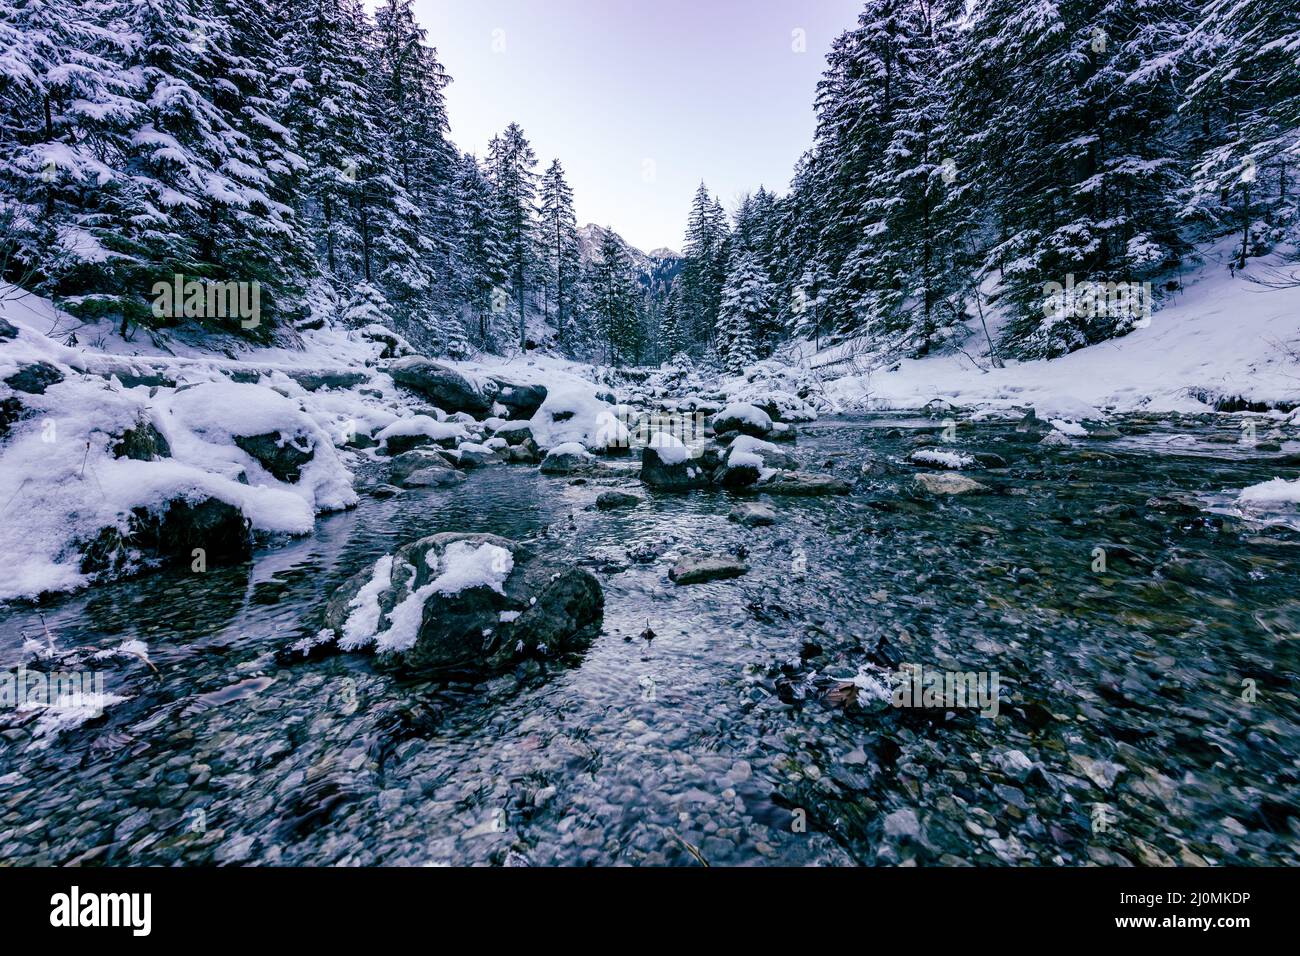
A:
[
  {"xmin": 639, "ymin": 444, "xmax": 710, "ymax": 489},
  {"xmin": 234, "ymin": 432, "xmax": 314, "ymax": 482},
  {"xmin": 492, "ymin": 380, "xmax": 548, "ymax": 419},
  {"xmin": 321, "ymin": 532, "xmax": 603, "ymax": 674},
  {"xmin": 389, "ymin": 357, "xmax": 497, "ymax": 416}
]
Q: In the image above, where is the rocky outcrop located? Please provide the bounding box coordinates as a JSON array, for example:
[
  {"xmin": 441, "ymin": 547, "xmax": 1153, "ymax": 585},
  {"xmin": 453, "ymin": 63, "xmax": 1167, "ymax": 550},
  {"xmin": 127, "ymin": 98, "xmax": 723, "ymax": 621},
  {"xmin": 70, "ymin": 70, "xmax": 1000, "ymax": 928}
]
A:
[
  {"xmin": 712, "ymin": 403, "xmax": 773, "ymax": 439},
  {"xmin": 321, "ymin": 532, "xmax": 604, "ymax": 674},
  {"xmin": 389, "ymin": 356, "xmax": 497, "ymax": 416},
  {"xmin": 288, "ymin": 370, "xmax": 369, "ymax": 392}
]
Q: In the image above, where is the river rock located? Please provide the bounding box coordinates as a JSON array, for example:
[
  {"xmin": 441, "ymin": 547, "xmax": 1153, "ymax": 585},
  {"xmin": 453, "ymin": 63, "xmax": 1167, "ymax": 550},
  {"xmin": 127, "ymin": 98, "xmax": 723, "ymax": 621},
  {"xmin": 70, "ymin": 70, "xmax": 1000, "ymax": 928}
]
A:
[
  {"xmin": 234, "ymin": 432, "xmax": 314, "ymax": 482},
  {"xmin": 4, "ymin": 361, "xmax": 64, "ymax": 395},
  {"xmin": 322, "ymin": 532, "xmax": 604, "ymax": 674},
  {"xmin": 389, "ymin": 356, "xmax": 497, "ymax": 416},
  {"xmin": 393, "ymin": 454, "xmax": 465, "ymax": 488},
  {"xmin": 757, "ymin": 472, "xmax": 852, "ymax": 496},
  {"xmin": 729, "ymin": 502, "xmax": 776, "ymax": 527},
  {"xmin": 669, "ymin": 553, "xmax": 749, "ymax": 585},
  {"xmin": 914, "ymin": 472, "xmax": 990, "ymax": 495},
  {"xmin": 596, "ymin": 490, "xmax": 641, "ymax": 509},
  {"xmin": 388, "ymin": 448, "xmax": 457, "ymax": 484}
]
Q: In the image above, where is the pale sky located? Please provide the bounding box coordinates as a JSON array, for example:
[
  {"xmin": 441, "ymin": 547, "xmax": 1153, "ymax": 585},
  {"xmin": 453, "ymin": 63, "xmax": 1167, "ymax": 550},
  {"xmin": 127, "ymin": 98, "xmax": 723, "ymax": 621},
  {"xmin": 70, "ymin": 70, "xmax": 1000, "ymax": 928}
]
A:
[{"xmin": 411, "ymin": 0, "xmax": 864, "ymax": 252}]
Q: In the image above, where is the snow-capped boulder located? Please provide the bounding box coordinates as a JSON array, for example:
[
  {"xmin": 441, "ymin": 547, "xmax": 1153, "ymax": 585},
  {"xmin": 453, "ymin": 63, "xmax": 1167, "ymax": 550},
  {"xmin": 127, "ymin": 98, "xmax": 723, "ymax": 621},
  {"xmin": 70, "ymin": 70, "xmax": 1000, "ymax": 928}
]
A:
[
  {"xmin": 639, "ymin": 443, "xmax": 710, "ymax": 489},
  {"xmin": 374, "ymin": 415, "xmax": 466, "ymax": 455},
  {"xmin": 389, "ymin": 356, "xmax": 498, "ymax": 416},
  {"xmin": 539, "ymin": 442, "xmax": 596, "ymax": 475},
  {"xmin": 712, "ymin": 403, "xmax": 773, "ymax": 438},
  {"xmin": 529, "ymin": 383, "xmax": 626, "ymax": 453},
  {"xmin": 726, "ymin": 435, "xmax": 798, "ymax": 471},
  {"xmin": 319, "ymin": 532, "xmax": 604, "ymax": 674}
]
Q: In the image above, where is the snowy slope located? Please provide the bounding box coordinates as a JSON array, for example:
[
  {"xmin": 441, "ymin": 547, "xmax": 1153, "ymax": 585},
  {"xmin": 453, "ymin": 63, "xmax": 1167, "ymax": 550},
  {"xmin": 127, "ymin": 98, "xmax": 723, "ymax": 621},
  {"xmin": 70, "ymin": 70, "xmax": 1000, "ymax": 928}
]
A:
[{"xmin": 803, "ymin": 239, "xmax": 1300, "ymax": 418}]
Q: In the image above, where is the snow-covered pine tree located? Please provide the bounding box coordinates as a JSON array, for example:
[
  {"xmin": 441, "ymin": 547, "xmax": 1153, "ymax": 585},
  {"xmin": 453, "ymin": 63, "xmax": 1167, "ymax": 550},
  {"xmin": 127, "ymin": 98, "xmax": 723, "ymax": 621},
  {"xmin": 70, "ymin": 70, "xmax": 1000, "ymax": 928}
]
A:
[
  {"xmin": 452, "ymin": 153, "xmax": 508, "ymax": 349},
  {"xmin": 487, "ymin": 123, "xmax": 539, "ymax": 350},
  {"xmin": 658, "ymin": 280, "xmax": 686, "ymax": 359},
  {"xmin": 716, "ymin": 249, "xmax": 767, "ymax": 375},
  {"xmin": 370, "ymin": 0, "xmax": 463, "ymax": 352},
  {"xmin": 1183, "ymin": 0, "xmax": 1300, "ymax": 268},
  {"xmin": 949, "ymin": 0, "xmax": 1188, "ymax": 357},
  {"xmin": 281, "ymin": 0, "xmax": 382, "ymax": 288},
  {"xmin": 538, "ymin": 158, "xmax": 581, "ymax": 347},
  {"xmin": 588, "ymin": 225, "xmax": 641, "ymax": 365},
  {"xmin": 0, "ymin": 0, "xmax": 139, "ymax": 315}
]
